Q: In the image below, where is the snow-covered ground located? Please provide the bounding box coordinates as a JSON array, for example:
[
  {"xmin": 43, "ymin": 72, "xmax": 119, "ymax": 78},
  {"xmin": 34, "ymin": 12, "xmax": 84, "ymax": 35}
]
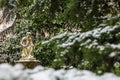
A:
[{"xmin": 0, "ymin": 64, "xmax": 119, "ymax": 80}]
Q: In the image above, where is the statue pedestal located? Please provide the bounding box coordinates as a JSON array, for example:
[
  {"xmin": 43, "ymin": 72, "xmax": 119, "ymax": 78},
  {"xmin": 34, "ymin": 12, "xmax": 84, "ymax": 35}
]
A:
[{"xmin": 15, "ymin": 60, "xmax": 40, "ymax": 69}]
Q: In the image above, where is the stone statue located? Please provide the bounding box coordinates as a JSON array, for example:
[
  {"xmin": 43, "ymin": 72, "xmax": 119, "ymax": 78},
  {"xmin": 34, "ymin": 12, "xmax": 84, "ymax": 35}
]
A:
[{"xmin": 20, "ymin": 32, "xmax": 36, "ymax": 60}]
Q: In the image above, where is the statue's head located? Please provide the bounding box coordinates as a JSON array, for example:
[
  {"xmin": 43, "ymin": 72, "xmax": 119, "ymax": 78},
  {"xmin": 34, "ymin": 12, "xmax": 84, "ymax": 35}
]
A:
[{"xmin": 26, "ymin": 32, "xmax": 31, "ymax": 37}]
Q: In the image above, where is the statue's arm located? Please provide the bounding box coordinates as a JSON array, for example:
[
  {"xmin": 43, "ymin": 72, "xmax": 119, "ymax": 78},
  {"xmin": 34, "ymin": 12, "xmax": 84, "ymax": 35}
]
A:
[{"xmin": 20, "ymin": 37, "xmax": 28, "ymax": 47}]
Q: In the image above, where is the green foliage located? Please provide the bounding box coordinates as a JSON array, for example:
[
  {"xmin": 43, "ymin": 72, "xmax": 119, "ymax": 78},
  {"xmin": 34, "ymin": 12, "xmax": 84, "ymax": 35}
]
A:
[
  {"xmin": 40, "ymin": 17, "xmax": 120, "ymax": 75},
  {"xmin": 0, "ymin": 0, "xmax": 8, "ymax": 8},
  {"xmin": 0, "ymin": 0, "xmax": 120, "ymax": 75}
]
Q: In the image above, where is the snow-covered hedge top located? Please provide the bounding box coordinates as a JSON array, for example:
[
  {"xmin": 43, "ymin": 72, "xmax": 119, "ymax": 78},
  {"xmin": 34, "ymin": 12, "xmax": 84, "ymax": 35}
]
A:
[
  {"xmin": 42, "ymin": 25, "xmax": 120, "ymax": 47},
  {"xmin": 0, "ymin": 64, "xmax": 120, "ymax": 80},
  {"xmin": 42, "ymin": 25, "xmax": 120, "ymax": 56}
]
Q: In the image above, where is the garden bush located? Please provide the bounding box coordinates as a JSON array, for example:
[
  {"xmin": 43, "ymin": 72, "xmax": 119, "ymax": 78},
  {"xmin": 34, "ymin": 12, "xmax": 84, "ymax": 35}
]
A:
[{"xmin": 39, "ymin": 17, "xmax": 120, "ymax": 75}]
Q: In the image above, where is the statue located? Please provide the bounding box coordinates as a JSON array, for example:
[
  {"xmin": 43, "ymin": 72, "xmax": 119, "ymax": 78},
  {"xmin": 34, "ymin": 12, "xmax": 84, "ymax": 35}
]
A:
[
  {"xmin": 15, "ymin": 32, "xmax": 40, "ymax": 68},
  {"xmin": 20, "ymin": 32, "xmax": 36, "ymax": 60}
]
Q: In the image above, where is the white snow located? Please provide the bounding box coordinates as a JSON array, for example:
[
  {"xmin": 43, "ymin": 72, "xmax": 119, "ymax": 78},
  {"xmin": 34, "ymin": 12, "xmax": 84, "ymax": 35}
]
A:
[
  {"xmin": 41, "ymin": 25, "xmax": 120, "ymax": 53},
  {"xmin": 42, "ymin": 32, "xmax": 67, "ymax": 44},
  {"xmin": 0, "ymin": 64, "xmax": 119, "ymax": 80},
  {"xmin": 106, "ymin": 43, "xmax": 120, "ymax": 49},
  {"xmin": 109, "ymin": 52, "xmax": 117, "ymax": 58},
  {"xmin": 97, "ymin": 46, "xmax": 105, "ymax": 51},
  {"xmin": 58, "ymin": 25, "xmax": 119, "ymax": 48}
]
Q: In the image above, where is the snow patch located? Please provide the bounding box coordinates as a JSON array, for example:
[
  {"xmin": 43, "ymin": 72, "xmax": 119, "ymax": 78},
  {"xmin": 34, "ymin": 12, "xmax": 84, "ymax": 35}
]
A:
[{"xmin": 0, "ymin": 64, "xmax": 119, "ymax": 80}]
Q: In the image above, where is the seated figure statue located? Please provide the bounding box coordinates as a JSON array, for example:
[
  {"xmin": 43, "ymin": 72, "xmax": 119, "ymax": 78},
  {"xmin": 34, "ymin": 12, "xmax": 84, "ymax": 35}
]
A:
[{"xmin": 20, "ymin": 32, "xmax": 36, "ymax": 60}]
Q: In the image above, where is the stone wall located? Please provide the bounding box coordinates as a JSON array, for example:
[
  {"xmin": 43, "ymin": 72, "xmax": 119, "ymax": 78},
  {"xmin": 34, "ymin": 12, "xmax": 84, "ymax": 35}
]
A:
[
  {"xmin": 0, "ymin": 8, "xmax": 15, "ymax": 31},
  {"xmin": 0, "ymin": 8, "xmax": 16, "ymax": 43},
  {"xmin": 0, "ymin": 8, "xmax": 16, "ymax": 63}
]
